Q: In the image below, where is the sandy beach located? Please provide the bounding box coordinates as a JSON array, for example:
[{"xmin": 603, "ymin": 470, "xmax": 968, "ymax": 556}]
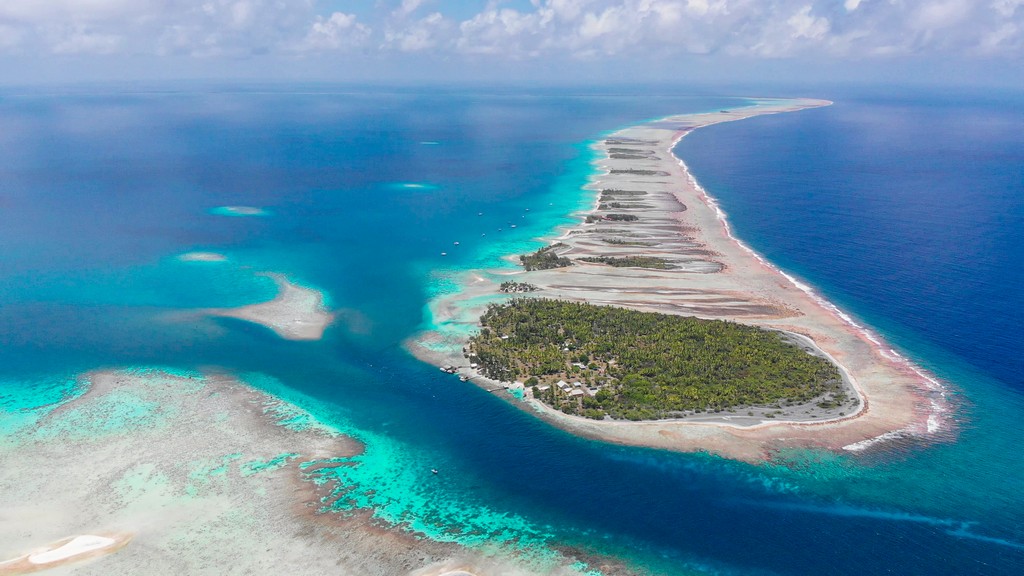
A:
[
  {"xmin": 177, "ymin": 251, "xmax": 228, "ymax": 263},
  {"xmin": 205, "ymin": 273, "xmax": 335, "ymax": 340},
  {"xmin": 0, "ymin": 534, "xmax": 132, "ymax": 574},
  {"xmin": 411, "ymin": 98, "xmax": 951, "ymax": 462}
]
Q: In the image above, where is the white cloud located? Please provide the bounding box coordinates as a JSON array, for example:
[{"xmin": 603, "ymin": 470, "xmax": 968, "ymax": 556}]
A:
[
  {"xmin": 456, "ymin": 6, "xmax": 552, "ymax": 56},
  {"xmin": 228, "ymin": 1, "xmax": 255, "ymax": 30},
  {"xmin": 384, "ymin": 12, "xmax": 447, "ymax": 52},
  {"xmin": 978, "ymin": 21, "xmax": 1019, "ymax": 51},
  {"xmin": 447, "ymin": 0, "xmax": 1024, "ymax": 59},
  {"xmin": 0, "ymin": 1, "xmax": 146, "ymax": 24},
  {"xmin": 992, "ymin": 0, "xmax": 1024, "ymax": 18},
  {"xmin": 0, "ymin": 24, "xmax": 24, "ymax": 51},
  {"xmin": 393, "ymin": 0, "xmax": 427, "ymax": 19},
  {"xmin": 50, "ymin": 28, "xmax": 122, "ymax": 54},
  {"xmin": 0, "ymin": 0, "xmax": 1020, "ymax": 65},
  {"xmin": 536, "ymin": 0, "xmax": 594, "ymax": 22},
  {"xmin": 298, "ymin": 12, "xmax": 371, "ymax": 52},
  {"xmin": 911, "ymin": 0, "xmax": 973, "ymax": 31},
  {"xmin": 788, "ymin": 5, "xmax": 830, "ymax": 40}
]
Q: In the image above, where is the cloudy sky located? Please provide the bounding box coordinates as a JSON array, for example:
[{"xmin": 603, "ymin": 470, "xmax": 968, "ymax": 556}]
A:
[{"xmin": 1, "ymin": 0, "xmax": 1021, "ymax": 85}]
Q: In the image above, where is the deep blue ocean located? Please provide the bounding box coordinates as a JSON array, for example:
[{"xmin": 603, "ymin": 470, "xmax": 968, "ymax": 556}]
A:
[{"xmin": 1, "ymin": 85, "xmax": 1022, "ymax": 575}]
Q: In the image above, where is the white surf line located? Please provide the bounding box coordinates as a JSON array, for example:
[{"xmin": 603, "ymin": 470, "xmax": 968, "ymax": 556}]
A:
[
  {"xmin": 737, "ymin": 499, "xmax": 1024, "ymax": 551},
  {"xmin": 667, "ymin": 117, "xmax": 952, "ymax": 447}
]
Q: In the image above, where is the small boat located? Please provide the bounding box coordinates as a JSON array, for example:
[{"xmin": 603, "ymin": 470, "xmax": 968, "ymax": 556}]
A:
[{"xmin": 431, "ymin": 469, "xmax": 439, "ymax": 475}]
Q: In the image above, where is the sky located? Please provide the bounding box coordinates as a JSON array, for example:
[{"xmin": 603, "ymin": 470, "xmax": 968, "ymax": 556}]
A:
[{"xmin": 0, "ymin": 0, "xmax": 1022, "ymax": 87}]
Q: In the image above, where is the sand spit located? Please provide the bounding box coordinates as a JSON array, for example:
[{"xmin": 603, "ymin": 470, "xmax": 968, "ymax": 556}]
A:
[
  {"xmin": 412, "ymin": 98, "xmax": 951, "ymax": 462},
  {"xmin": 205, "ymin": 273, "xmax": 335, "ymax": 340},
  {"xmin": 0, "ymin": 534, "xmax": 131, "ymax": 574},
  {"xmin": 0, "ymin": 369, "xmax": 574, "ymax": 575},
  {"xmin": 177, "ymin": 251, "xmax": 227, "ymax": 262},
  {"xmin": 210, "ymin": 205, "xmax": 269, "ymax": 217}
]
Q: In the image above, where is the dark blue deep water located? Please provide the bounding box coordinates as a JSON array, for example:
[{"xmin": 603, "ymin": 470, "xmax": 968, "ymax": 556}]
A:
[
  {"xmin": 677, "ymin": 92, "xmax": 1024, "ymax": 391},
  {"xmin": 1, "ymin": 86, "xmax": 1022, "ymax": 575}
]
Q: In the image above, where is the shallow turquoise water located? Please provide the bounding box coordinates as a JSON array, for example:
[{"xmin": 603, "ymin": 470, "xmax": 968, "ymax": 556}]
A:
[{"xmin": 0, "ymin": 86, "xmax": 1021, "ymax": 574}]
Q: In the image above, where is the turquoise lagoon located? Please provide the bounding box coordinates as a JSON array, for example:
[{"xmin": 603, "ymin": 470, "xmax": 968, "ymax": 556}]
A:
[{"xmin": 0, "ymin": 86, "xmax": 1022, "ymax": 575}]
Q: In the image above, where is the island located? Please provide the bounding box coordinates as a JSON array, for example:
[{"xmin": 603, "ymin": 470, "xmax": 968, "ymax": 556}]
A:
[
  {"xmin": 498, "ymin": 281, "xmax": 539, "ymax": 293},
  {"xmin": 412, "ymin": 98, "xmax": 949, "ymax": 462},
  {"xmin": 468, "ymin": 299, "xmax": 852, "ymax": 422},
  {"xmin": 177, "ymin": 251, "xmax": 228, "ymax": 262},
  {"xmin": 204, "ymin": 273, "xmax": 335, "ymax": 340},
  {"xmin": 209, "ymin": 205, "xmax": 270, "ymax": 217},
  {"xmin": 518, "ymin": 244, "xmax": 573, "ymax": 271}
]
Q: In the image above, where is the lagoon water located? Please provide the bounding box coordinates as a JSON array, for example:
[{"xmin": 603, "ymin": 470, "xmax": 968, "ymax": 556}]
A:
[{"xmin": 1, "ymin": 86, "xmax": 1022, "ymax": 575}]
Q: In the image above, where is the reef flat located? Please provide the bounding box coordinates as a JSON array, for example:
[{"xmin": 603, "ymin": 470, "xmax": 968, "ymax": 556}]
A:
[{"xmin": 0, "ymin": 369, "xmax": 593, "ymax": 575}]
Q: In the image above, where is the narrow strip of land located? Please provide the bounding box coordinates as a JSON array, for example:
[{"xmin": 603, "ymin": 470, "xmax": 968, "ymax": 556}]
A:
[
  {"xmin": 412, "ymin": 98, "xmax": 950, "ymax": 462},
  {"xmin": 206, "ymin": 273, "xmax": 335, "ymax": 340}
]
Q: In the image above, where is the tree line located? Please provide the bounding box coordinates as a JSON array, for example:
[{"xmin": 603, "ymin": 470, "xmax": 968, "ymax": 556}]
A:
[{"xmin": 467, "ymin": 299, "xmax": 843, "ymax": 420}]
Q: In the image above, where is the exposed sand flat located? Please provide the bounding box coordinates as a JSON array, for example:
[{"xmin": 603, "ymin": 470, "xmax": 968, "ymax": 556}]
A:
[
  {"xmin": 28, "ymin": 535, "xmax": 116, "ymax": 564},
  {"xmin": 0, "ymin": 369, "xmax": 568, "ymax": 575},
  {"xmin": 177, "ymin": 251, "xmax": 227, "ymax": 262},
  {"xmin": 206, "ymin": 273, "xmax": 335, "ymax": 340},
  {"xmin": 0, "ymin": 534, "xmax": 130, "ymax": 574},
  {"xmin": 412, "ymin": 98, "xmax": 952, "ymax": 462},
  {"xmin": 210, "ymin": 205, "xmax": 269, "ymax": 217}
]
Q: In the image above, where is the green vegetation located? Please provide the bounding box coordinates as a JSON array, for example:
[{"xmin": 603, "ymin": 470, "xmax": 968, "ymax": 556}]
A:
[
  {"xmin": 600, "ymin": 189, "xmax": 647, "ymax": 197},
  {"xmin": 467, "ymin": 299, "xmax": 843, "ymax": 420},
  {"xmin": 605, "ymin": 138, "xmax": 657, "ymax": 146},
  {"xmin": 601, "ymin": 189, "xmax": 647, "ymax": 195},
  {"xmin": 599, "ymin": 202, "xmax": 652, "ymax": 210},
  {"xmin": 579, "ymin": 256, "xmax": 673, "ymax": 269},
  {"xmin": 602, "ymin": 238, "xmax": 655, "ymax": 247},
  {"xmin": 519, "ymin": 244, "xmax": 572, "ymax": 271},
  {"xmin": 586, "ymin": 213, "xmax": 640, "ymax": 223},
  {"xmin": 610, "ymin": 154, "xmax": 658, "ymax": 160},
  {"xmin": 499, "ymin": 281, "xmax": 538, "ymax": 293},
  {"xmin": 610, "ymin": 169, "xmax": 668, "ymax": 176},
  {"xmin": 607, "ymin": 148, "xmax": 652, "ymax": 154}
]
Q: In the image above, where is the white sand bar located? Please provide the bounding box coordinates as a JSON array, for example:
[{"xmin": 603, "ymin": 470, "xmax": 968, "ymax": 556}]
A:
[
  {"xmin": 0, "ymin": 370, "xmax": 574, "ymax": 575},
  {"xmin": 178, "ymin": 251, "xmax": 227, "ymax": 262},
  {"xmin": 206, "ymin": 273, "xmax": 335, "ymax": 340},
  {"xmin": 28, "ymin": 535, "xmax": 115, "ymax": 564}
]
